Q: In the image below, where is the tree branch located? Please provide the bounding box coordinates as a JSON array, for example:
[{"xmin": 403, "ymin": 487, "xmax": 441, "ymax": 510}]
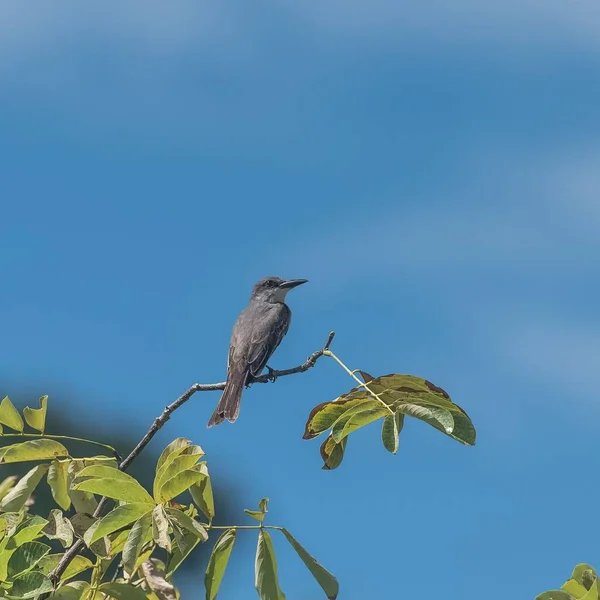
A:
[{"xmin": 46, "ymin": 331, "xmax": 335, "ymax": 589}]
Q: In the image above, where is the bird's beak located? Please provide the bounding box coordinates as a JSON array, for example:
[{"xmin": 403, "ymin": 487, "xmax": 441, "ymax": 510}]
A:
[{"xmin": 279, "ymin": 278, "xmax": 308, "ymax": 290}]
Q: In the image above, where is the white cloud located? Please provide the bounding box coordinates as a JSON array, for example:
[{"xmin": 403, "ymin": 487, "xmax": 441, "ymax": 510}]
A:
[{"xmin": 1, "ymin": 0, "xmax": 599, "ymax": 67}]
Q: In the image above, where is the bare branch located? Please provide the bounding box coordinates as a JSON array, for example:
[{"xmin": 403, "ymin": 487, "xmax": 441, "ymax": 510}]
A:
[{"xmin": 46, "ymin": 331, "xmax": 335, "ymax": 589}]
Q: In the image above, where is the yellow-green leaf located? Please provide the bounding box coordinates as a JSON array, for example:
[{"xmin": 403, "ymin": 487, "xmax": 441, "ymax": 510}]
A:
[
  {"xmin": 48, "ymin": 459, "xmax": 71, "ymax": 511},
  {"xmin": 0, "ymin": 476, "xmax": 17, "ymax": 501},
  {"xmin": 0, "ymin": 464, "xmax": 49, "ymax": 512},
  {"xmin": 165, "ymin": 507, "xmax": 208, "ymax": 542},
  {"xmin": 303, "ymin": 395, "xmax": 372, "ymax": 439},
  {"xmin": 72, "ymin": 465, "xmax": 154, "ymax": 504},
  {"xmin": 281, "ymin": 529, "xmax": 338, "ymax": 599},
  {"xmin": 156, "ymin": 438, "xmax": 202, "ymax": 473},
  {"xmin": 122, "ymin": 511, "xmax": 154, "ymax": 577},
  {"xmin": 359, "ymin": 373, "xmax": 476, "ymax": 445},
  {"xmin": 158, "ymin": 466, "xmax": 205, "ymax": 503},
  {"xmin": 22, "ymin": 396, "xmax": 48, "ymax": 433},
  {"xmin": 381, "ymin": 413, "xmax": 404, "ymax": 454},
  {"xmin": 319, "ymin": 435, "xmax": 347, "ymax": 471},
  {"xmin": 331, "ymin": 403, "xmax": 390, "ymax": 443},
  {"xmin": 68, "ymin": 460, "xmax": 103, "ymax": 514},
  {"xmin": 0, "ymin": 396, "xmax": 24, "ymax": 433},
  {"xmin": 205, "ymin": 529, "xmax": 236, "ymax": 600},
  {"xmin": 36, "ymin": 554, "xmax": 93, "ymax": 581},
  {"xmin": 7, "ymin": 541, "xmax": 51, "ymax": 578},
  {"xmin": 51, "ymin": 581, "xmax": 91, "ymax": 599},
  {"xmin": 190, "ymin": 463, "xmax": 214, "ymax": 521},
  {"xmin": 166, "ymin": 531, "xmax": 202, "ymax": 578},
  {"xmin": 154, "ymin": 448, "xmax": 204, "ymax": 501},
  {"xmin": 84, "ymin": 503, "xmax": 154, "ymax": 546},
  {"xmin": 9, "ymin": 571, "xmax": 53, "ymax": 598},
  {"xmin": 97, "ymin": 582, "xmax": 149, "ymax": 600},
  {"xmin": 255, "ymin": 529, "xmax": 286, "ymax": 600},
  {"xmin": 42, "ymin": 509, "xmax": 74, "ymax": 548},
  {"xmin": 152, "ymin": 505, "xmax": 171, "ymax": 552},
  {"xmin": 10, "ymin": 515, "xmax": 48, "ymax": 546},
  {"xmin": 0, "ymin": 439, "xmax": 69, "ymax": 464}
]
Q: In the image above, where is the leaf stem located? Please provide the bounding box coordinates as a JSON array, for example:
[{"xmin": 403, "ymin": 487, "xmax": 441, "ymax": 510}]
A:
[
  {"xmin": 0, "ymin": 433, "xmax": 118, "ymax": 457},
  {"xmin": 323, "ymin": 350, "xmax": 394, "ymax": 415}
]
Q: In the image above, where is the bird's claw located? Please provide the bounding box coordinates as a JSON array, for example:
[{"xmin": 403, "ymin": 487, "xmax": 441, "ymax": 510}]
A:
[{"xmin": 266, "ymin": 365, "xmax": 278, "ymax": 383}]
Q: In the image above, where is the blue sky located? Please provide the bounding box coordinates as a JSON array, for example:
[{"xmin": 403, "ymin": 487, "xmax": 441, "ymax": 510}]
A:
[{"xmin": 1, "ymin": 2, "xmax": 599, "ymax": 598}]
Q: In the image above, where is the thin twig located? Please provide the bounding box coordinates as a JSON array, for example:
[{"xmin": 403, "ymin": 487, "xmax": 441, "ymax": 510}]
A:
[{"xmin": 46, "ymin": 332, "xmax": 335, "ymax": 590}]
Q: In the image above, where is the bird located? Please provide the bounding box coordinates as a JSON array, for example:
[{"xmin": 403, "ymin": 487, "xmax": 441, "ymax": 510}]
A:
[{"xmin": 207, "ymin": 276, "xmax": 308, "ymax": 427}]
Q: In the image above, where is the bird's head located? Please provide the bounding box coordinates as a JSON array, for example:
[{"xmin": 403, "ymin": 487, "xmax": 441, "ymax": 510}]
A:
[{"xmin": 251, "ymin": 276, "xmax": 308, "ymax": 304}]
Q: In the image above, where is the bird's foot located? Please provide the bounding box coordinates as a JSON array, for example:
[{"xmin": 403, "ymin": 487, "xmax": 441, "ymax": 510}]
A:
[{"xmin": 265, "ymin": 365, "xmax": 278, "ymax": 383}]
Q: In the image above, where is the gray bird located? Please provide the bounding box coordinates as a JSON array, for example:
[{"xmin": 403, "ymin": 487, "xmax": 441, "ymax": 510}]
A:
[{"xmin": 207, "ymin": 276, "xmax": 308, "ymax": 427}]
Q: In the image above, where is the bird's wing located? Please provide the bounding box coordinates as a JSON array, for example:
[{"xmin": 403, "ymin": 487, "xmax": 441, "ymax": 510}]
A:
[{"xmin": 246, "ymin": 304, "xmax": 291, "ymax": 378}]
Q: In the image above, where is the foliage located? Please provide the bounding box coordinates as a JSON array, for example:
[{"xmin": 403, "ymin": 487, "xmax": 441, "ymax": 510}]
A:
[
  {"xmin": 0, "ymin": 396, "xmax": 338, "ymax": 599},
  {"xmin": 0, "ymin": 342, "xmax": 477, "ymax": 597},
  {"xmin": 537, "ymin": 564, "xmax": 598, "ymax": 600},
  {"xmin": 303, "ymin": 352, "xmax": 476, "ymax": 469}
]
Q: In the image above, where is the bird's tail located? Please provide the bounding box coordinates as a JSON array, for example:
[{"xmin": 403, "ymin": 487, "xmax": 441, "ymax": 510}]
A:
[{"xmin": 207, "ymin": 374, "xmax": 245, "ymax": 427}]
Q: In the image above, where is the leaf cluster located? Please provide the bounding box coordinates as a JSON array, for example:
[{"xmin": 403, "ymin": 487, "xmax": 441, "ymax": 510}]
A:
[
  {"xmin": 303, "ymin": 371, "xmax": 476, "ymax": 469},
  {"xmin": 0, "ymin": 396, "xmax": 338, "ymax": 599},
  {"xmin": 537, "ymin": 564, "xmax": 598, "ymax": 600}
]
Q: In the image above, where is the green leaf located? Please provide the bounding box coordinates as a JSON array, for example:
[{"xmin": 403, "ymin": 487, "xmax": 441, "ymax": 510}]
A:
[
  {"xmin": 359, "ymin": 373, "xmax": 476, "ymax": 445},
  {"xmin": 571, "ymin": 564, "xmax": 597, "ymax": 588},
  {"xmin": 42, "ymin": 509, "xmax": 74, "ymax": 548},
  {"xmin": 67, "ymin": 460, "xmax": 99, "ymax": 514},
  {"xmin": 157, "ymin": 437, "xmax": 193, "ymax": 468},
  {"xmin": 49, "ymin": 581, "xmax": 91, "ymax": 599},
  {"xmin": 122, "ymin": 511, "xmax": 154, "ymax": 577},
  {"xmin": 0, "ymin": 515, "xmax": 47, "ymax": 580},
  {"xmin": 22, "ymin": 396, "xmax": 48, "ymax": 433},
  {"xmin": 166, "ymin": 529, "xmax": 202, "ymax": 578},
  {"xmin": 205, "ymin": 528, "xmax": 236, "ymax": 600},
  {"xmin": 70, "ymin": 513, "xmax": 110, "ymax": 558},
  {"xmin": 48, "ymin": 459, "xmax": 71, "ymax": 511},
  {"xmin": 36, "ymin": 553, "xmax": 93, "ymax": 581},
  {"xmin": 152, "ymin": 505, "xmax": 171, "ymax": 552},
  {"xmin": 319, "ymin": 435, "xmax": 347, "ymax": 470},
  {"xmin": 381, "ymin": 413, "xmax": 404, "ymax": 454},
  {"xmin": 97, "ymin": 582, "xmax": 150, "ymax": 600},
  {"xmin": 0, "ymin": 439, "xmax": 69, "ymax": 464},
  {"xmin": 165, "ymin": 507, "xmax": 208, "ymax": 542},
  {"xmin": 7, "ymin": 541, "xmax": 50, "ymax": 578},
  {"xmin": 255, "ymin": 530, "xmax": 286, "ymax": 600},
  {"xmin": 158, "ymin": 466, "xmax": 205, "ymax": 503},
  {"xmin": 0, "ymin": 476, "xmax": 17, "ymax": 501},
  {"xmin": 108, "ymin": 527, "xmax": 132, "ymax": 558},
  {"xmin": 561, "ymin": 578, "xmax": 589, "ymax": 597},
  {"xmin": 72, "ymin": 465, "xmax": 154, "ymax": 504},
  {"xmin": 8, "ymin": 571, "xmax": 53, "ymax": 598},
  {"xmin": 331, "ymin": 403, "xmax": 390, "ymax": 443},
  {"xmin": 0, "ymin": 464, "xmax": 49, "ymax": 512},
  {"xmin": 84, "ymin": 503, "xmax": 154, "ymax": 546},
  {"xmin": 10, "ymin": 515, "xmax": 48, "ymax": 546},
  {"xmin": 245, "ymin": 497, "xmax": 270, "ymax": 523},
  {"xmin": 581, "ymin": 580, "xmax": 598, "ymax": 600},
  {"xmin": 190, "ymin": 463, "xmax": 214, "ymax": 521},
  {"xmin": 0, "ymin": 396, "xmax": 24, "ymax": 433},
  {"xmin": 303, "ymin": 395, "xmax": 373, "ymax": 439},
  {"xmin": 154, "ymin": 444, "xmax": 204, "ymax": 500},
  {"xmin": 280, "ymin": 528, "xmax": 338, "ymax": 599},
  {"xmin": 536, "ymin": 592, "xmax": 574, "ymax": 600}
]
